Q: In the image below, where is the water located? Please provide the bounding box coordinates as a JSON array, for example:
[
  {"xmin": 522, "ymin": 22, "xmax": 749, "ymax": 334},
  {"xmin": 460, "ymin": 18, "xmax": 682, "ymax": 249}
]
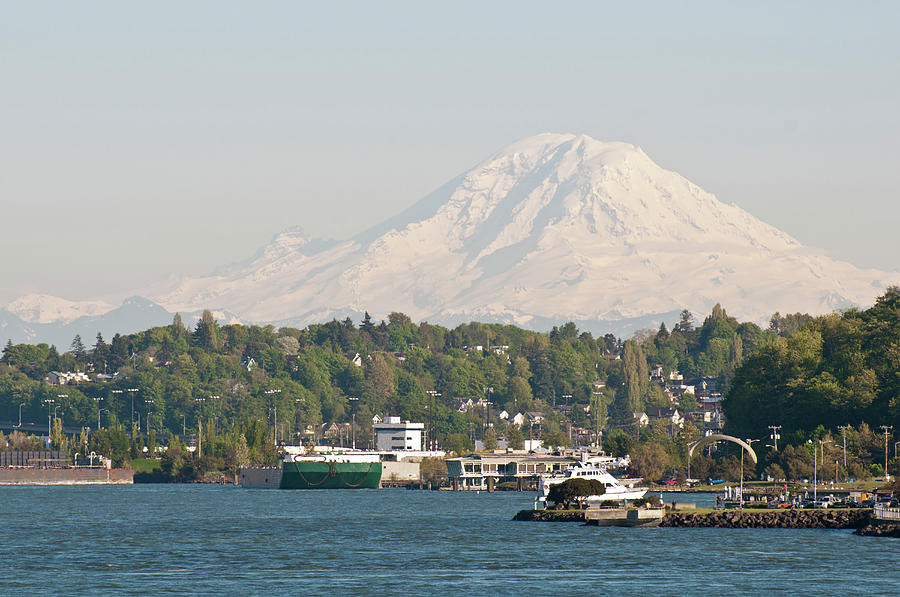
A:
[{"xmin": 1, "ymin": 486, "xmax": 896, "ymax": 595}]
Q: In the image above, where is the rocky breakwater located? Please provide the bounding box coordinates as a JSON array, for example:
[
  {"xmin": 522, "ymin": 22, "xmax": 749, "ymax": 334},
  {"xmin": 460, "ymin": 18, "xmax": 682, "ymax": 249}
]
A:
[
  {"xmin": 663, "ymin": 508, "xmax": 871, "ymax": 529},
  {"xmin": 513, "ymin": 509, "xmax": 585, "ymax": 522},
  {"xmin": 855, "ymin": 523, "xmax": 900, "ymax": 538}
]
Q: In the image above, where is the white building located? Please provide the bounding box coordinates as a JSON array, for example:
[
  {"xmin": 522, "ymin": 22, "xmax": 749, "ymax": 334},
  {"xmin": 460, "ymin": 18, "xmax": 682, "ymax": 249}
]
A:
[{"xmin": 374, "ymin": 416, "xmax": 424, "ymax": 451}]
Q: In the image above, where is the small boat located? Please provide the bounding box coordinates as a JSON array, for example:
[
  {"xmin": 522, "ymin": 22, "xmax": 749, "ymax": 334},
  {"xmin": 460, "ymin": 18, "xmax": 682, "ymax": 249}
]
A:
[{"xmin": 536, "ymin": 459, "xmax": 647, "ymax": 507}]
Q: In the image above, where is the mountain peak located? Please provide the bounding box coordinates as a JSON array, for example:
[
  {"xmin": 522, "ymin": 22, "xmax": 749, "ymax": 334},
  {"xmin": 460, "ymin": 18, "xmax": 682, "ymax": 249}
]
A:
[{"xmin": 25, "ymin": 134, "xmax": 898, "ymax": 337}]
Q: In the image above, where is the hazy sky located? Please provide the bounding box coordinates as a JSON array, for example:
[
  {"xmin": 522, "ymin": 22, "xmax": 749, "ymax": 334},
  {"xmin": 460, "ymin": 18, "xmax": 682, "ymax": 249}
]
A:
[{"xmin": 2, "ymin": 1, "xmax": 898, "ymax": 305}]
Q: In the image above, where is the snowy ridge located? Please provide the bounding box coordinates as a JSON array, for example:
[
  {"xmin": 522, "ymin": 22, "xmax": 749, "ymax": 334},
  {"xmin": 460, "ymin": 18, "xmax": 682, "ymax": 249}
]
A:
[
  {"xmin": 7, "ymin": 294, "xmax": 114, "ymax": 325},
  {"xmin": 6, "ymin": 133, "xmax": 899, "ymax": 339}
]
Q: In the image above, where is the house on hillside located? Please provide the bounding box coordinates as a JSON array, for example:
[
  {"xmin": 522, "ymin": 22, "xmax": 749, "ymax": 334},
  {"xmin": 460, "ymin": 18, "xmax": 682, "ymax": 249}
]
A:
[
  {"xmin": 632, "ymin": 411, "xmax": 650, "ymax": 427},
  {"xmin": 511, "ymin": 412, "xmax": 527, "ymax": 427},
  {"xmin": 44, "ymin": 371, "xmax": 91, "ymax": 385},
  {"xmin": 526, "ymin": 411, "xmax": 545, "ymax": 425},
  {"xmin": 646, "ymin": 407, "xmax": 685, "ymax": 431}
]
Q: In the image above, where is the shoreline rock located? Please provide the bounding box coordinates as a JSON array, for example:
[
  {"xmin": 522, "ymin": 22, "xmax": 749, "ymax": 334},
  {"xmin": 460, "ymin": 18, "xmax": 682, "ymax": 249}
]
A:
[
  {"xmin": 513, "ymin": 509, "xmax": 585, "ymax": 522},
  {"xmin": 855, "ymin": 523, "xmax": 900, "ymax": 538},
  {"xmin": 662, "ymin": 509, "xmax": 871, "ymax": 529}
]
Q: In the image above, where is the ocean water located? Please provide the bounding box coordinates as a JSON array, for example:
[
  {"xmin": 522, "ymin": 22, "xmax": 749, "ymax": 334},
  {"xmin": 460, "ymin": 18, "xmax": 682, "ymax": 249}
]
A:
[{"xmin": 1, "ymin": 486, "xmax": 896, "ymax": 596}]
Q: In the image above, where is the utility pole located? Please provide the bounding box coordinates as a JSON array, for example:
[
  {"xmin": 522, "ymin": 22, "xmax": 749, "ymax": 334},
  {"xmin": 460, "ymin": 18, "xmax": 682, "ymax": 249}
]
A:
[
  {"xmin": 880, "ymin": 426, "xmax": 893, "ymax": 478},
  {"xmin": 839, "ymin": 425, "xmax": 851, "ymax": 468},
  {"xmin": 768, "ymin": 425, "xmax": 781, "ymax": 452},
  {"xmin": 198, "ymin": 416, "xmax": 202, "ymax": 458}
]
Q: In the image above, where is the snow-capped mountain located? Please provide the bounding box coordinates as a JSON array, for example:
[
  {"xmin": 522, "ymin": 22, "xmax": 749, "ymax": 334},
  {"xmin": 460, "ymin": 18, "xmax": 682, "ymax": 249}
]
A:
[
  {"xmin": 145, "ymin": 133, "xmax": 898, "ymax": 331},
  {"xmin": 6, "ymin": 294, "xmax": 114, "ymax": 325},
  {"xmin": 5, "ymin": 133, "xmax": 898, "ymax": 343}
]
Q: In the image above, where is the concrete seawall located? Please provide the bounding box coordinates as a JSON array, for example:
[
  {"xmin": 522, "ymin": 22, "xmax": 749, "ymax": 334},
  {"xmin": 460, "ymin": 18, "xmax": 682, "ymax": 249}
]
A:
[
  {"xmin": 0, "ymin": 468, "xmax": 133, "ymax": 485},
  {"xmin": 239, "ymin": 467, "xmax": 283, "ymax": 489}
]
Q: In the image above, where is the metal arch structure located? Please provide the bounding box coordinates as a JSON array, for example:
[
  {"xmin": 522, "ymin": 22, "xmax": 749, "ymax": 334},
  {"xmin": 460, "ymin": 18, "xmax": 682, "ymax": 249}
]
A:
[{"xmin": 688, "ymin": 434, "xmax": 758, "ymax": 465}]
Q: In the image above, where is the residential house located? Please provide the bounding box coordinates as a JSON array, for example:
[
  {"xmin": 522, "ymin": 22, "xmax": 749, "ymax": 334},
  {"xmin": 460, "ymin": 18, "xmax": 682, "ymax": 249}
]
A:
[
  {"xmin": 632, "ymin": 411, "xmax": 650, "ymax": 427},
  {"xmin": 646, "ymin": 407, "xmax": 685, "ymax": 431},
  {"xmin": 44, "ymin": 371, "xmax": 91, "ymax": 385}
]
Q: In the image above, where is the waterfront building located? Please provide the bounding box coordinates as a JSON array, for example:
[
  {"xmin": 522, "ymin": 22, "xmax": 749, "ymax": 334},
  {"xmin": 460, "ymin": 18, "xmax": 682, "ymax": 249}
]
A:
[
  {"xmin": 445, "ymin": 449, "xmax": 626, "ymax": 490},
  {"xmin": 374, "ymin": 417, "xmax": 424, "ymax": 451}
]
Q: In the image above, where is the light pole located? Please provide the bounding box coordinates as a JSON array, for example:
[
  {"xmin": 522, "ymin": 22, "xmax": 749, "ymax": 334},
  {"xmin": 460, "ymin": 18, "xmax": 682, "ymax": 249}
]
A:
[
  {"xmin": 144, "ymin": 399, "xmax": 154, "ymax": 434},
  {"xmin": 839, "ymin": 425, "xmax": 851, "ymax": 469},
  {"xmin": 99, "ymin": 409, "xmax": 109, "ymax": 430},
  {"xmin": 426, "ymin": 390, "xmax": 440, "ymax": 450},
  {"xmin": 44, "ymin": 399, "xmax": 55, "ymax": 437},
  {"xmin": 209, "ymin": 395, "xmax": 220, "ymax": 435},
  {"xmin": 111, "ymin": 389, "xmax": 123, "ymax": 427},
  {"xmin": 348, "ymin": 397, "xmax": 358, "ymax": 449},
  {"xmin": 195, "ymin": 397, "xmax": 206, "ymax": 457},
  {"xmin": 17, "ymin": 402, "xmax": 25, "ymax": 428},
  {"xmin": 93, "ymin": 397, "xmax": 103, "ymax": 434},
  {"xmin": 880, "ymin": 426, "xmax": 893, "ymax": 479},
  {"xmin": 127, "ymin": 388, "xmax": 139, "ymax": 429},
  {"xmin": 265, "ymin": 389, "xmax": 281, "ymax": 446},
  {"xmin": 808, "ymin": 439, "xmax": 831, "ymax": 502},
  {"xmin": 740, "ymin": 438, "xmax": 759, "ymax": 507}
]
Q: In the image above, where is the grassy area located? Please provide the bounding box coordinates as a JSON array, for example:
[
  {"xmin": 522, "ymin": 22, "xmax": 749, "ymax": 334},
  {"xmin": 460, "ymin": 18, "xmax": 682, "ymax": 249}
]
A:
[{"xmin": 130, "ymin": 458, "xmax": 161, "ymax": 474}]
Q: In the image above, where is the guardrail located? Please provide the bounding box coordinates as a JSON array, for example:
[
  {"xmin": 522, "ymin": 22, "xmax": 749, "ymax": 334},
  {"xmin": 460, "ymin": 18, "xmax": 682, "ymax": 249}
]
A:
[{"xmin": 873, "ymin": 504, "xmax": 900, "ymax": 521}]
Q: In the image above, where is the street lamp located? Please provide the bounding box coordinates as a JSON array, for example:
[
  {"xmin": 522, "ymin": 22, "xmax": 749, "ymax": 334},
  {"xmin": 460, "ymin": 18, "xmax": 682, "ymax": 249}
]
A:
[
  {"xmin": 740, "ymin": 438, "xmax": 760, "ymax": 507},
  {"xmin": 195, "ymin": 397, "xmax": 206, "ymax": 457},
  {"xmin": 208, "ymin": 395, "xmax": 220, "ymax": 435},
  {"xmin": 348, "ymin": 397, "xmax": 358, "ymax": 449},
  {"xmin": 16, "ymin": 402, "xmax": 25, "ymax": 428},
  {"xmin": 265, "ymin": 389, "xmax": 282, "ymax": 446},
  {"xmin": 127, "ymin": 388, "xmax": 139, "ymax": 429},
  {"xmin": 44, "ymin": 399, "xmax": 55, "ymax": 436},
  {"xmin": 144, "ymin": 399, "xmax": 155, "ymax": 434},
  {"xmin": 426, "ymin": 390, "xmax": 441, "ymax": 451},
  {"xmin": 807, "ymin": 439, "xmax": 831, "ymax": 502},
  {"xmin": 93, "ymin": 397, "xmax": 103, "ymax": 434}
]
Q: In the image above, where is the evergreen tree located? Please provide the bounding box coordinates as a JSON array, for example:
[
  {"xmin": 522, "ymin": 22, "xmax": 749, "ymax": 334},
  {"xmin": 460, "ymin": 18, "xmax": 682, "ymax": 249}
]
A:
[
  {"xmin": 193, "ymin": 310, "xmax": 219, "ymax": 351},
  {"xmin": 1, "ymin": 339, "xmax": 13, "ymax": 364},
  {"xmin": 71, "ymin": 334, "xmax": 86, "ymax": 364},
  {"xmin": 171, "ymin": 313, "xmax": 187, "ymax": 339}
]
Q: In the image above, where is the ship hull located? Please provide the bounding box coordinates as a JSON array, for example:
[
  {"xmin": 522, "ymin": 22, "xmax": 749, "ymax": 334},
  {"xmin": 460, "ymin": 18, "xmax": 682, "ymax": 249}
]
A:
[{"xmin": 279, "ymin": 460, "xmax": 382, "ymax": 489}]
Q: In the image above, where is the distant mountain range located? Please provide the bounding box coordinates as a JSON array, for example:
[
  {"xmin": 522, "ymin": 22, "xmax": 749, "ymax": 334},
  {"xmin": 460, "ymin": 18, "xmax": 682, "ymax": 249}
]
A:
[{"xmin": 4, "ymin": 133, "xmax": 898, "ymax": 346}]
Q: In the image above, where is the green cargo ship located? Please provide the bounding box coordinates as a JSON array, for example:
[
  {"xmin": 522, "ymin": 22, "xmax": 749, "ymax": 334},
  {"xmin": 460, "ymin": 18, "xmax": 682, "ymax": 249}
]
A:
[{"xmin": 279, "ymin": 454, "xmax": 382, "ymax": 489}]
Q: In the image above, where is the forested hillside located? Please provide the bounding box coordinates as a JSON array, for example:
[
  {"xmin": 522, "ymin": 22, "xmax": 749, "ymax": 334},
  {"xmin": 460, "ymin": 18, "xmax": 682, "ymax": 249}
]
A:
[{"xmin": 1, "ymin": 290, "xmax": 897, "ymax": 482}]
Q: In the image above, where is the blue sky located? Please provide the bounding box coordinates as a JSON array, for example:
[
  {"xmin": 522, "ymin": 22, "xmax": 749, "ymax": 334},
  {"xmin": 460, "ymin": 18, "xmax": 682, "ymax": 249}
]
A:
[{"xmin": 1, "ymin": 1, "xmax": 898, "ymax": 303}]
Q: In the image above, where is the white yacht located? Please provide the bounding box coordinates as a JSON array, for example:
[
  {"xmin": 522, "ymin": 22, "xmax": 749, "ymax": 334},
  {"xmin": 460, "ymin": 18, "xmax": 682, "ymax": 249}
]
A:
[{"xmin": 537, "ymin": 459, "xmax": 647, "ymax": 506}]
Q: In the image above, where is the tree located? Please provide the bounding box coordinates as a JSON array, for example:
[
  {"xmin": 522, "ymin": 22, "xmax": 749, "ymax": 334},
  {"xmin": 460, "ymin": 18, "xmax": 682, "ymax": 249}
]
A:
[
  {"xmin": 629, "ymin": 442, "xmax": 670, "ymax": 481},
  {"xmin": 71, "ymin": 335, "xmax": 86, "ymax": 364},
  {"xmin": 547, "ymin": 478, "xmax": 606, "ymax": 509},
  {"xmin": 482, "ymin": 427, "xmax": 498, "ymax": 451},
  {"xmin": 507, "ymin": 426, "xmax": 524, "ymax": 450},
  {"xmin": 444, "ymin": 433, "xmax": 473, "ymax": 455},
  {"xmin": 604, "ymin": 429, "xmax": 636, "ymax": 458},
  {"xmin": 194, "ymin": 310, "xmax": 220, "ymax": 351},
  {"xmin": 541, "ymin": 428, "xmax": 571, "ymax": 450}
]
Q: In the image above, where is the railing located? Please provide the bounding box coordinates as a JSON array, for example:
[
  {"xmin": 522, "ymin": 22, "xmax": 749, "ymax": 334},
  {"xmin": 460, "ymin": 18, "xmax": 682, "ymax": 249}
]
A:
[{"xmin": 873, "ymin": 504, "xmax": 900, "ymax": 521}]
